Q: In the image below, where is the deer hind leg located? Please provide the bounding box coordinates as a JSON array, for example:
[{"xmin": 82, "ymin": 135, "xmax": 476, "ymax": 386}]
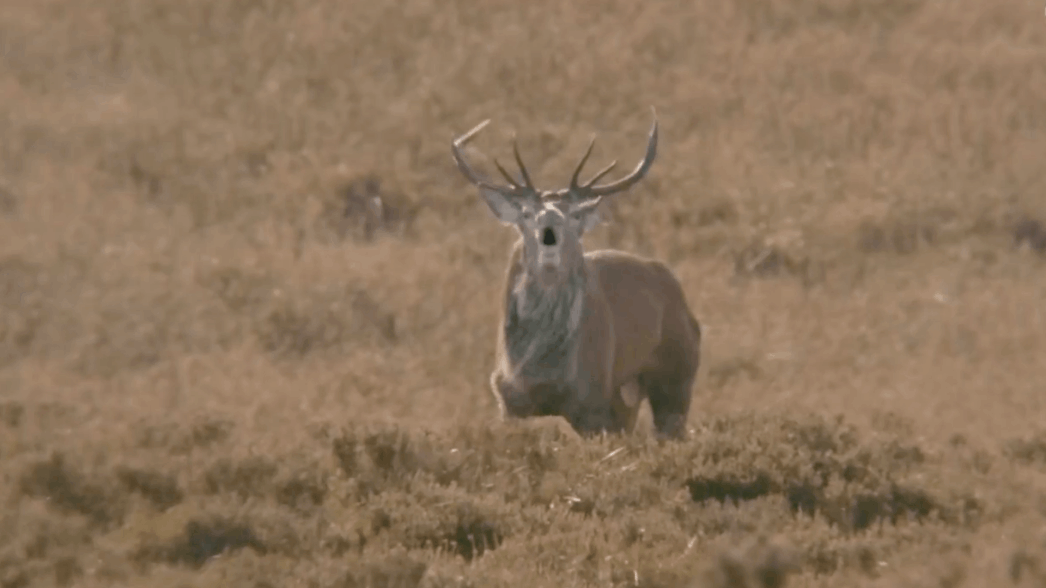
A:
[
  {"xmin": 644, "ymin": 312, "xmax": 701, "ymax": 440},
  {"xmin": 641, "ymin": 370, "xmax": 695, "ymax": 440}
]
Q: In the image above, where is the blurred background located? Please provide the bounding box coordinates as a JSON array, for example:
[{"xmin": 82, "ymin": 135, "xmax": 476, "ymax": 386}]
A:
[{"xmin": 1, "ymin": 0, "xmax": 1046, "ymax": 586}]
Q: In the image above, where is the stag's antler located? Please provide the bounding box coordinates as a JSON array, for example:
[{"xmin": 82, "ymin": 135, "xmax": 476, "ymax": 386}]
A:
[
  {"xmin": 453, "ymin": 108, "xmax": 658, "ymax": 200},
  {"xmin": 569, "ymin": 107, "xmax": 658, "ymax": 199},
  {"xmin": 452, "ymin": 120, "xmax": 536, "ymax": 195}
]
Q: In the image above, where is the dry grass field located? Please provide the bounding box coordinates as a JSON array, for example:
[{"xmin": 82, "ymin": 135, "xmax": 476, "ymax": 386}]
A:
[{"xmin": 2, "ymin": 0, "xmax": 1046, "ymax": 586}]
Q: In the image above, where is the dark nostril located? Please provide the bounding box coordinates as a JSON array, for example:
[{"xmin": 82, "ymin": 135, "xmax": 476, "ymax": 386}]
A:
[{"xmin": 542, "ymin": 228, "xmax": 556, "ymax": 246}]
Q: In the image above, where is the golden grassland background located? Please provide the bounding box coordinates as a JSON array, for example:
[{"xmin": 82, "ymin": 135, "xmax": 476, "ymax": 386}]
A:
[{"xmin": 2, "ymin": 0, "xmax": 1046, "ymax": 586}]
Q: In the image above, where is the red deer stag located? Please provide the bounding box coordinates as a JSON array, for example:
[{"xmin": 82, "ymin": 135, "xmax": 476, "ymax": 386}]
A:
[{"xmin": 450, "ymin": 109, "xmax": 702, "ymax": 439}]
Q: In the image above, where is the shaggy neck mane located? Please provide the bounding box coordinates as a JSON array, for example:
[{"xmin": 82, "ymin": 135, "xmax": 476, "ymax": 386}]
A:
[{"xmin": 503, "ymin": 265, "xmax": 586, "ymax": 380}]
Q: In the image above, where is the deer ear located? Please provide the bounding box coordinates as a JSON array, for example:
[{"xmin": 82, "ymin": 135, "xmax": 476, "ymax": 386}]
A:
[
  {"xmin": 477, "ymin": 187, "xmax": 521, "ymax": 225},
  {"xmin": 572, "ymin": 197, "xmax": 604, "ymax": 234}
]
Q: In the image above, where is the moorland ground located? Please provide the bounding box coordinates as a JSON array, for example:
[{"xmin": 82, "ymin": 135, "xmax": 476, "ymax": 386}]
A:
[{"xmin": 2, "ymin": 0, "xmax": 1046, "ymax": 586}]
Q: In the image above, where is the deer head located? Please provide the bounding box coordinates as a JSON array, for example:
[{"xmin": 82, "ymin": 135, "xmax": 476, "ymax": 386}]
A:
[{"xmin": 451, "ymin": 109, "xmax": 658, "ymax": 287}]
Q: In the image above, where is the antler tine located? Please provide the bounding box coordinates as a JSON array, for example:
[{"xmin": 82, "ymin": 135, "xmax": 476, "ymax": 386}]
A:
[
  {"xmin": 581, "ymin": 160, "xmax": 618, "ymax": 189},
  {"xmin": 584, "ymin": 108, "xmax": 659, "ymax": 197},
  {"xmin": 569, "ymin": 135, "xmax": 597, "ymax": 191},
  {"xmin": 450, "ymin": 119, "xmax": 524, "ymax": 194},
  {"xmin": 492, "ymin": 157, "xmax": 523, "ymax": 189},
  {"xmin": 511, "ymin": 134, "xmax": 535, "ymax": 190},
  {"xmin": 450, "ymin": 119, "xmax": 494, "ymax": 187},
  {"xmin": 454, "ymin": 118, "xmax": 491, "ymax": 146}
]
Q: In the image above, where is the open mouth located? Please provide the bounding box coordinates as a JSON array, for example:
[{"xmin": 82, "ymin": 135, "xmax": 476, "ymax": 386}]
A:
[{"xmin": 542, "ymin": 227, "xmax": 557, "ymax": 246}]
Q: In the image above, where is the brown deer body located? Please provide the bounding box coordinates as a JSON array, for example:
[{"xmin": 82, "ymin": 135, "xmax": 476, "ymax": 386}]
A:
[{"xmin": 451, "ymin": 111, "xmax": 702, "ymax": 439}]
